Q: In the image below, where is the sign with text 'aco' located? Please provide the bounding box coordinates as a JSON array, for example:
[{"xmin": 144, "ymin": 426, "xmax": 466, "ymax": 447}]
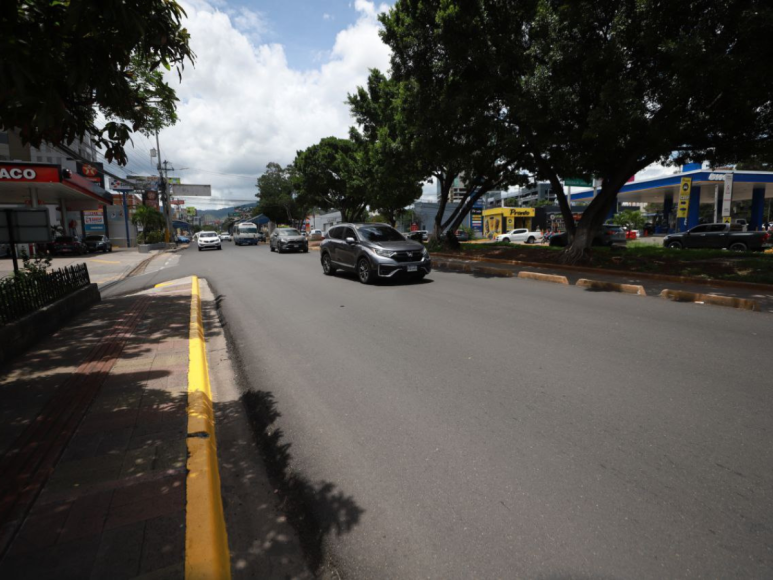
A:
[{"xmin": 0, "ymin": 164, "xmax": 60, "ymax": 183}]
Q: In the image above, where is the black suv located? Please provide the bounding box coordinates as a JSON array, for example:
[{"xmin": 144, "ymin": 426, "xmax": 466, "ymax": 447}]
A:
[{"xmin": 320, "ymin": 223, "xmax": 432, "ymax": 284}]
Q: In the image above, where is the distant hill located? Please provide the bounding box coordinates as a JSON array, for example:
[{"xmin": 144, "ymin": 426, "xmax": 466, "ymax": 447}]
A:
[{"xmin": 199, "ymin": 204, "xmax": 256, "ymax": 221}]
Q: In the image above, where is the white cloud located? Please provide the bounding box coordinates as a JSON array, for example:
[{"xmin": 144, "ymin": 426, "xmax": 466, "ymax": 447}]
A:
[
  {"xmin": 323, "ymin": 13, "xmax": 333, "ymax": 21},
  {"xmin": 125, "ymin": 0, "xmax": 392, "ymax": 208}
]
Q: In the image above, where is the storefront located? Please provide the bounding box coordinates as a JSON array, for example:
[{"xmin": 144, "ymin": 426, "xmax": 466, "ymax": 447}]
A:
[
  {"xmin": 482, "ymin": 207, "xmax": 535, "ymax": 238},
  {"xmin": 0, "ymin": 161, "xmax": 112, "ymax": 251}
]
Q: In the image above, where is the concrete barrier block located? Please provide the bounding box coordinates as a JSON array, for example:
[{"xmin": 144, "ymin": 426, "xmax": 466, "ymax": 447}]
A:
[
  {"xmin": 576, "ymin": 278, "xmax": 646, "ymax": 295},
  {"xmin": 659, "ymin": 289, "xmax": 759, "ymax": 311},
  {"xmin": 518, "ymin": 271, "xmax": 569, "ymax": 285}
]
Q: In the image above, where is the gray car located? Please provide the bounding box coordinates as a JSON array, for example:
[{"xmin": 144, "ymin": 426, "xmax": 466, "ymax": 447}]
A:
[
  {"xmin": 320, "ymin": 223, "xmax": 432, "ymax": 284},
  {"xmin": 270, "ymin": 228, "xmax": 308, "ymax": 253}
]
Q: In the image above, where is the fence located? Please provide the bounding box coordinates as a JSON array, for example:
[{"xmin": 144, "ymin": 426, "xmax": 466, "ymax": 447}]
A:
[{"xmin": 0, "ymin": 264, "xmax": 91, "ymax": 325}]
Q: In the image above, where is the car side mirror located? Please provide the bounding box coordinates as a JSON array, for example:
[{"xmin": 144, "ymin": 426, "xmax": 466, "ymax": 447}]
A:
[{"xmin": 345, "ymin": 237, "xmax": 356, "ymax": 244}]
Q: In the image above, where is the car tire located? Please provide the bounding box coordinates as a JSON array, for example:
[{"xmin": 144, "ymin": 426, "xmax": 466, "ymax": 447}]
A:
[
  {"xmin": 270, "ymin": 244, "xmax": 275, "ymax": 252},
  {"xmin": 277, "ymin": 245, "xmax": 283, "ymax": 254},
  {"xmin": 218, "ymin": 246, "xmax": 222, "ymax": 250},
  {"xmin": 322, "ymin": 253, "xmax": 336, "ymax": 275},
  {"xmin": 303, "ymin": 247, "xmax": 309, "ymax": 253},
  {"xmin": 729, "ymin": 242, "xmax": 747, "ymax": 252},
  {"xmin": 109, "ymin": 247, "xmax": 113, "ymax": 252},
  {"xmin": 502, "ymin": 238, "xmax": 510, "ymax": 243},
  {"xmin": 198, "ymin": 247, "xmax": 202, "ymax": 251},
  {"xmin": 357, "ymin": 258, "xmax": 374, "ymax": 285},
  {"xmin": 667, "ymin": 241, "xmax": 683, "ymax": 249},
  {"xmin": 527, "ymin": 236, "xmax": 535, "ymax": 244}
]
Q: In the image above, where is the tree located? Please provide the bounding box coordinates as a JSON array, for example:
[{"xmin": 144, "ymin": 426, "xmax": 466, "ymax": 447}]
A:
[
  {"xmin": 130, "ymin": 205, "xmax": 165, "ymax": 242},
  {"xmin": 0, "ymin": 0, "xmax": 194, "ymax": 165},
  {"xmin": 382, "ymin": 0, "xmax": 773, "ymax": 262},
  {"xmin": 255, "ymin": 162, "xmax": 309, "ymax": 226},
  {"xmin": 612, "ymin": 210, "xmax": 645, "ymax": 231},
  {"xmin": 348, "ymin": 70, "xmax": 425, "ymax": 226},
  {"xmin": 380, "ymin": 2, "xmax": 530, "ymax": 244},
  {"xmin": 293, "ymin": 137, "xmax": 370, "ymax": 223}
]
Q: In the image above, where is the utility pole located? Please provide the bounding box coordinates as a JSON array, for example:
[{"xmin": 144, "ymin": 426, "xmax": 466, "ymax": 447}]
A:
[{"xmin": 155, "ymin": 131, "xmax": 174, "ymax": 243}]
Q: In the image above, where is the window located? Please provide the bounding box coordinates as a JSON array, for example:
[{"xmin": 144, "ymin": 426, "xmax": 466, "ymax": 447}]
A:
[
  {"xmin": 342, "ymin": 227, "xmax": 357, "ymax": 240},
  {"xmin": 328, "ymin": 227, "xmax": 344, "ymax": 240},
  {"xmin": 690, "ymin": 225, "xmax": 709, "ymax": 233},
  {"xmin": 357, "ymin": 225, "xmax": 404, "ymax": 242},
  {"xmin": 708, "ymin": 224, "xmax": 727, "ymax": 232}
]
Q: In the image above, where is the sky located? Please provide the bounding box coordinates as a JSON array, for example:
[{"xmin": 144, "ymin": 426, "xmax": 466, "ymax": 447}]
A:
[{"xmin": 112, "ymin": 0, "xmax": 672, "ymax": 210}]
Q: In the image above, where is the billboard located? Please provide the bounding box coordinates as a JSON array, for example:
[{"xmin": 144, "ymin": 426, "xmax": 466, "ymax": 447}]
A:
[
  {"xmin": 127, "ymin": 175, "xmax": 160, "ymax": 190},
  {"xmin": 172, "ymin": 184, "xmax": 211, "ymax": 197},
  {"xmin": 676, "ymin": 177, "xmax": 692, "ymax": 219},
  {"xmin": 83, "ymin": 210, "xmax": 105, "ymax": 233}
]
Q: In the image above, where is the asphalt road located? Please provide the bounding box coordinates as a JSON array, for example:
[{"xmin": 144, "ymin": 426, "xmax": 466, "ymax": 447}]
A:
[{"xmin": 106, "ymin": 242, "xmax": 773, "ymax": 579}]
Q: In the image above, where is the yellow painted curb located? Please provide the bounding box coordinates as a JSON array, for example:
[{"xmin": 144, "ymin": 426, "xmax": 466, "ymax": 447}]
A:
[
  {"xmin": 576, "ymin": 278, "xmax": 646, "ymax": 295},
  {"xmin": 186, "ymin": 276, "xmax": 231, "ymax": 580},
  {"xmin": 154, "ymin": 281, "xmax": 174, "ymax": 288},
  {"xmin": 659, "ymin": 289, "xmax": 760, "ymax": 311},
  {"xmin": 518, "ymin": 271, "xmax": 569, "ymax": 285}
]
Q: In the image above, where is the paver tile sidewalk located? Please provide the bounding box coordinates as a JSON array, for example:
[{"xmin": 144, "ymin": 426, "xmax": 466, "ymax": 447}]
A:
[{"xmin": 0, "ymin": 278, "xmax": 195, "ymax": 579}]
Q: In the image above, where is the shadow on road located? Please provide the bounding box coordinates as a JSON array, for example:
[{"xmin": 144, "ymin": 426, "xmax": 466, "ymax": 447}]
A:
[{"xmin": 241, "ymin": 390, "xmax": 364, "ymax": 573}]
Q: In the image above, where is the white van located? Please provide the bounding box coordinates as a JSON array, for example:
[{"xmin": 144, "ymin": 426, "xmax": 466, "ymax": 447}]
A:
[{"xmin": 234, "ymin": 222, "xmax": 260, "ymax": 246}]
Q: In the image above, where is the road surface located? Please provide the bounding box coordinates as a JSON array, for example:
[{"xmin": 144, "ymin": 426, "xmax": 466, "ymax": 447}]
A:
[{"xmin": 106, "ymin": 242, "xmax": 773, "ymax": 579}]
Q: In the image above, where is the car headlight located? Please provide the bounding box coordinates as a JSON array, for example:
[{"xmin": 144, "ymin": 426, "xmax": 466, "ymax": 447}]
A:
[
  {"xmin": 372, "ymin": 247, "xmax": 396, "ymax": 258},
  {"xmin": 422, "ymin": 248, "xmax": 430, "ymax": 259}
]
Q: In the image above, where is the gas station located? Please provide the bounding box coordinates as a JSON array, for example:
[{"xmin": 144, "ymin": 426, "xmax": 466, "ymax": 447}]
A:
[{"xmin": 568, "ymin": 165, "xmax": 773, "ymax": 233}]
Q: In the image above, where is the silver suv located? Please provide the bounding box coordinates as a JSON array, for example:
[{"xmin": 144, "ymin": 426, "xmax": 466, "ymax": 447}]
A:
[{"xmin": 320, "ymin": 223, "xmax": 432, "ymax": 284}]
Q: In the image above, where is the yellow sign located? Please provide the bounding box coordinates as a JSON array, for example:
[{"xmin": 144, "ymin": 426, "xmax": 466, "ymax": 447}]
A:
[
  {"xmin": 676, "ymin": 177, "xmax": 692, "ymax": 219},
  {"xmin": 723, "ymin": 216, "xmax": 732, "ymax": 224},
  {"xmin": 482, "ymin": 207, "xmax": 536, "ymax": 218}
]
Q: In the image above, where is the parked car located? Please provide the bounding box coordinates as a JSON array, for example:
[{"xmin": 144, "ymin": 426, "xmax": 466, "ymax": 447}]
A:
[
  {"xmin": 309, "ymin": 229, "xmax": 323, "ymax": 241},
  {"xmin": 548, "ymin": 225, "xmax": 627, "ymax": 247},
  {"xmin": 320, "ymin": 223, "xmax": 432, "ymax": 284},
  {"xmin": 270, "ymin": 228, "xmax": 308, "ymax": 253},
  {"xmin": 84, "ymin": 235, "xmax": 112, "ymax": 253},
  {"xmin": 455, "ymin": 229, "xmax": 470, "ymax": 242},
  {"xmin": 49, "ymin": 236, "xmax": 87, "ymax": 255},
  {"xmin": 495, "ymin": 228, "xmax": 543, "ymax": 244},
  {"xmin": 197, "ymin": 231, "xmax": 222, "ymax": 251},
  {"xmin": 176, "ymin": 234, "xmax": 191, "ymax": 244},
  {"xmin": 663, "ymin": 223, "xmax": 770, "ymax": 251},
  {"xmin": 219, "ymin": 233, "xmax": 232, "ymax": 241}
]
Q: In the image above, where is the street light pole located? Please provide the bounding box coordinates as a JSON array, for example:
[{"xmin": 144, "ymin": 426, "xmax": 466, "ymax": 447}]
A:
[{"xmin": 155, "ymin": 130, "xmax": 174, "ymax": 243}]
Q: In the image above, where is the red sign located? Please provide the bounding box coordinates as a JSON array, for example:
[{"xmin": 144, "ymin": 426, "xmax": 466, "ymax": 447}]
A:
[
  {"xmin": 170, "ymin": 199, "xmax": 185, "ymax": 205},
  {"xmin": 0, "ymin": 164, "xmax": 60, "ymax": 183}
]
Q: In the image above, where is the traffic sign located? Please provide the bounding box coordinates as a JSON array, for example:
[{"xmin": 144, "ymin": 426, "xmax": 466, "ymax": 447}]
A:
[{"xmin": 564, "ymin": 178, "xmax": 592, "ymax": 187}]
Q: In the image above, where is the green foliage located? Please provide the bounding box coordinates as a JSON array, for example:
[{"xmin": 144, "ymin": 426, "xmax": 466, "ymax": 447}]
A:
[
  {"xmin": 143, "ymin": 230, "xmax": 164, "ymax": 244},
  {"xmin": 381, "ymin": 0, "xmax": 773, "ymax": 259},
  {"xmin": 256, "ymin": 162, "xmax": 309, "ymax": 226},
  {"xmin": 612, "ymin": 210, "xmax": 646, "ymax": 230},
  {"xmin": 459, "ymin": 225, "xmax": 475, "ymax": 240},
  {"xmin": 293, "ymin": 137, "xmax": 369, "ymax": 223},
  {"xmin": 131, "ymin": 205, "xmax": 165, "ymax": 243},
  {"xmin": 0, "ymin": 0, "xmax": 194, "ymax": 165},
  {"xmin": 348, "ymin": 70, "xmax": 424, "ymax": 225}
]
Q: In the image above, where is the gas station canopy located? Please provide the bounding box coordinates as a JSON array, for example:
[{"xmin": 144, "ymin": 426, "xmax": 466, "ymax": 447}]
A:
[{"xmin": 0, "ymin": 161, "xmax": 113, "ymax": 209}]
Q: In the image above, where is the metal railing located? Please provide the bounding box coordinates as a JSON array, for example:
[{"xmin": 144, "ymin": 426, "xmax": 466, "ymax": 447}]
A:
[{"xmin": 0, "ymin": 264, "xmax": 91, "ymax": 325}]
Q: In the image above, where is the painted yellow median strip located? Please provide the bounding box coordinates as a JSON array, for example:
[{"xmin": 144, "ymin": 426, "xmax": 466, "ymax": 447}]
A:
[
  {"xmin": 186, "ymin": 276, "xmax": 231, "ymax": 580},
  {"xmin": 88, "ymin": 259, "xmax": 121, "ymax": 264}
]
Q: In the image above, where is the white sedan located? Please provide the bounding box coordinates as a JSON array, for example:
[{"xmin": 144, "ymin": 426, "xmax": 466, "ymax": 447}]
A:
[
  {"xmin": 495, "ymin": 229, "xmax": 543, "ymax": 244},
  {"xmin": 219, "ymin": 233, "xmax": 232, "ymax": 241}
]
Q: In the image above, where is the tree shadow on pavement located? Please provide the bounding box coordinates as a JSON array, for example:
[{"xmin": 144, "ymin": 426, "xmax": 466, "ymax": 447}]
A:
[{"xmin": 240, "ymin": 390, "xmax": 364, "ymax": 574}]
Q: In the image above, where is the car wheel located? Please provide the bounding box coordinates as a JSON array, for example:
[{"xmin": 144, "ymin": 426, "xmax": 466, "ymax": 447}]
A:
[
  {"xmin": 303, "ymin": 247, "xmax": 309, "ymax": 253},
  {"xmin": 322, "ymin": 253, "xmax": 336, "ymax": 275},
  {"xmin": 277, "ymin": 245, "xmax": 283, "ymax": 253},
  {"xmin": 357, "ymin": 258, "xmax": 374, "ymax": 285},
  {"xmin": 729, "ymin": 242, "xmax": 747, "ymax": 252},
  {"xmin": 667, "ymin": 241, "xmax": 683, "ymax": 249},
  {"xmin": 270, "ymin": 244, "xmax": 275, "ymax": 252},
  {"xmin": 502, "ymin": 238, "xmax": 510, "ymax": 243},
  {"xmin": 108, "ymin": 246, "xmax": 113, "ymax": 252},
  {"xmin": 198, "ymin": 247, "xmax": 202, "ymax": 251},
  {"xmin": 218, "ymin": 246, "xmax": 222, "ymax": 250},
  {"xmin": 527, "ymin": 236, "xmax": 535, "ymax": 244}
]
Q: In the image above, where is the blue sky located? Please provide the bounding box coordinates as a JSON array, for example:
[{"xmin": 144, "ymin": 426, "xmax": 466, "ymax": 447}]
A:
[{"xmin": 232, "ymin": 0, "xmax": 363, "ymax": 69}]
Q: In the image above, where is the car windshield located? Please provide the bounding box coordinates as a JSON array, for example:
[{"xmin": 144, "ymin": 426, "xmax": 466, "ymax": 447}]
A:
[
  {"xmin": 278, "ymin": 229, "xmax": 301, "ymax": 236},
  {"xmin": 200, "ymin": 232, "xmax": 218, "ymax": 238},
  {"xmin": 357, "ymin": 225, "xmax": 405, "ymax": 242},
  {"xmin": 239, "ymin": 226, "xmax": 256, "ymax": 232},
  {"xmin": 85, "ymin": 236, "xmax": 102, "ymax": 241}
]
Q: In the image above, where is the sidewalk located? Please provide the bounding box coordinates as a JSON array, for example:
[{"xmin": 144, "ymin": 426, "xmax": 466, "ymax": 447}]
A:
[
  {"xmin": 0, "ymin": 275, "xmax": 311, "ymax": 579},
  {"xmin": 0, "ymin": 280, "xmax": 192, "ymax": 579}
]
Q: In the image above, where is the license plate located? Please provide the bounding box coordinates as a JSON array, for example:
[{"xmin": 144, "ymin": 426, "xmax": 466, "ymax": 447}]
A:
[{"xmin": 407, "ymin": 265, "xmax": 418, "ymax": 272}]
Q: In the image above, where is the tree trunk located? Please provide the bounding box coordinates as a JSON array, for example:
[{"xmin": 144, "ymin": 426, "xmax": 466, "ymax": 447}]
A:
[{"xmin": 431, "ymin": 173, "xmax": 454, "ymax": 241}]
